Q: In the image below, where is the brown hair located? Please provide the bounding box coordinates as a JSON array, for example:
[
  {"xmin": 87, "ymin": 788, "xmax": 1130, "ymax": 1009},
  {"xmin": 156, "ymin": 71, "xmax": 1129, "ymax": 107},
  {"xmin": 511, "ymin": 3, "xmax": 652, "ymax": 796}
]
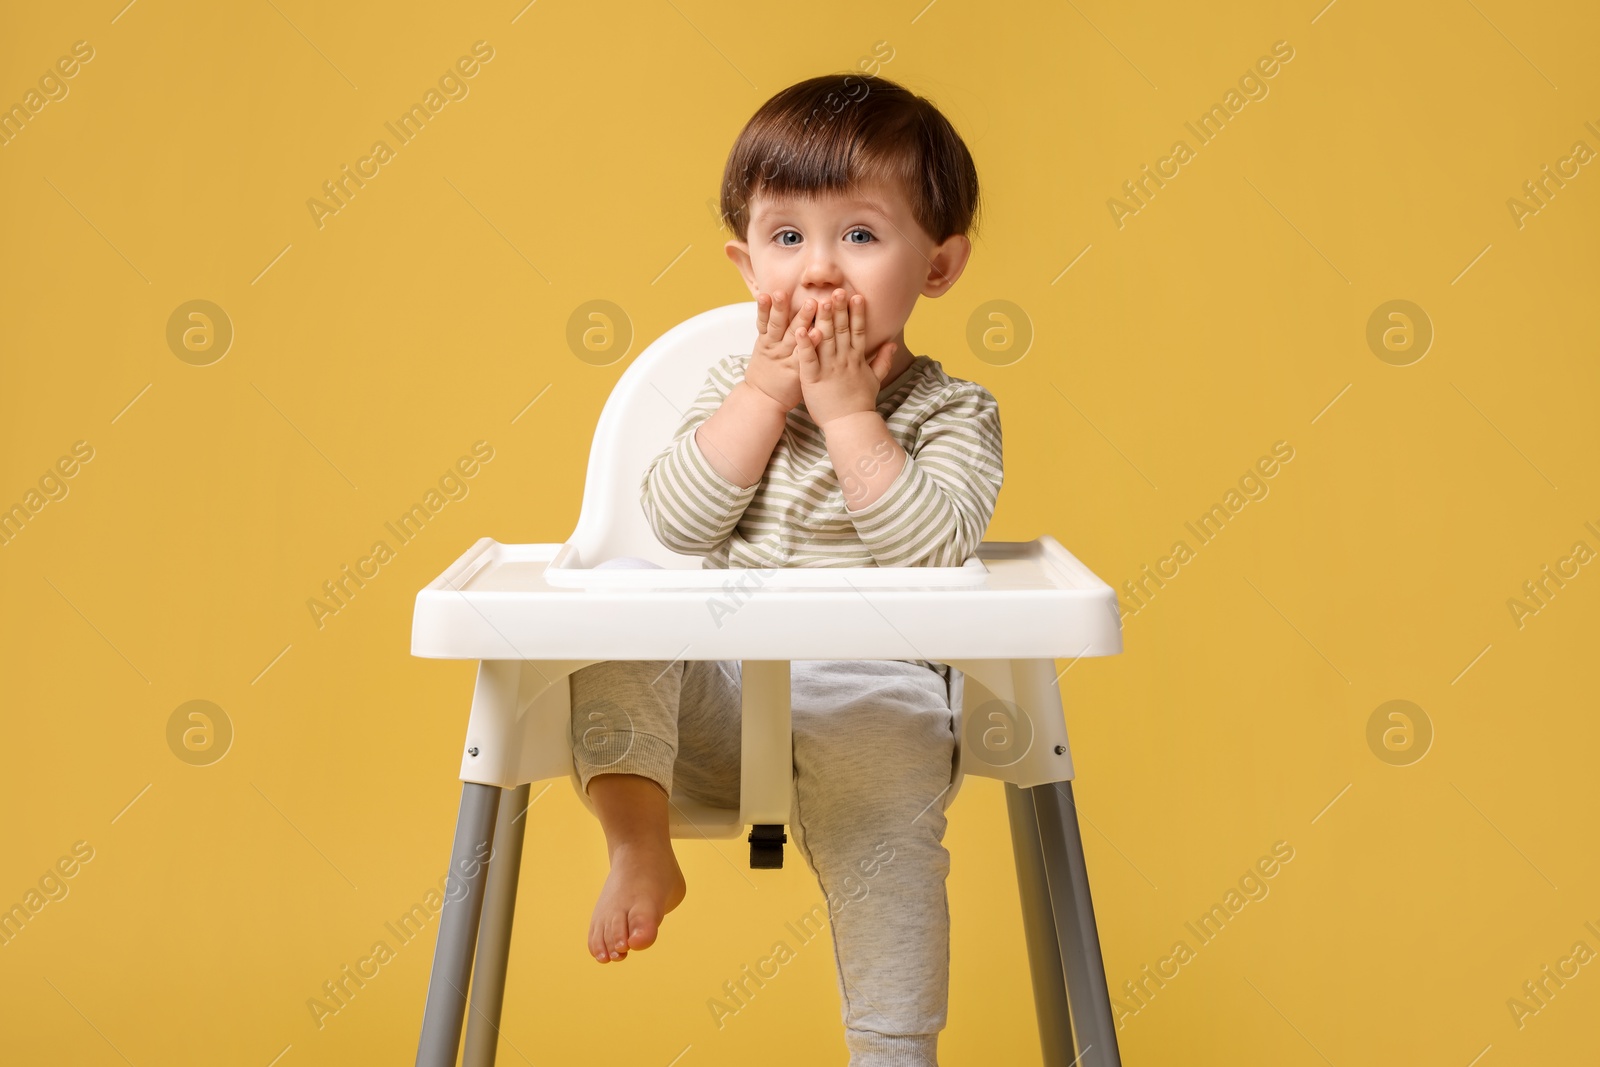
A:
[{"xmin": 718, "ymin": 73, "xmax": 981, "ymax": 246}]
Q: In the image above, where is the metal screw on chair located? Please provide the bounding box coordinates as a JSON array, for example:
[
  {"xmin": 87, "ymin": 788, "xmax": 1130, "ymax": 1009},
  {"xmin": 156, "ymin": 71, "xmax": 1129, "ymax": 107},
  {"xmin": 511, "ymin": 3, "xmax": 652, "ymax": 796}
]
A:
[
  {"xmin": 1054, "ymin": 745, "xmax": 1066, "ymax": 754},
  {"xmin": 468, "ymin": 747, "xmax": 479, "ymax": 757}
]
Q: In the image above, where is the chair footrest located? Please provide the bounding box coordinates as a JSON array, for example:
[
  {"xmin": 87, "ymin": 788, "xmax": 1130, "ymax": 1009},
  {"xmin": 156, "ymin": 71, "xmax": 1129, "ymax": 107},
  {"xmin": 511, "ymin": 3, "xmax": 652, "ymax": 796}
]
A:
[{"xmin": 747, "ymin": 824, "xmax": 788, "ymax": 870}]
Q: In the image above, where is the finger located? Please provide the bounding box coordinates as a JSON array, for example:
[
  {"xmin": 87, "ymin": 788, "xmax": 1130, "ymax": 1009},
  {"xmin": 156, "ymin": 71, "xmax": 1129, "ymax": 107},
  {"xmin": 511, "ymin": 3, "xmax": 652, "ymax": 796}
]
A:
[
  {"xmin": 792, "ymin": 297, "xmax": 817, "ymax": 335},
  {"xmin": 870, "ymin": 341, "xmax": 897, "ymax": 382},
  {"xmin": 767, "ymin": 289, "xmax": 789, "ymax": 336},
  {"xmin": 755, "ymin": 291, "xmax": 770, "ymax": 334},
  {"xmin": 812, "ymin": 324, "xmax": 833, "ymax": 369},
  {"xmin": 794, "ymin": 319, "xmax": 819, "ymax": 380},
  {"xmin": 817, "ymin": 295, "xmax": 837, "ymax": 344},
  {"xmin": 849, "ymin": 293, "xmax": 867, "ymax": 354},
  {"xmin": 815, "ymin": 296, "xmax": 836, "ymax": 364},
  {"xmin": 828, "ymin": 289, "xmax": 850, "ymax": 363}
]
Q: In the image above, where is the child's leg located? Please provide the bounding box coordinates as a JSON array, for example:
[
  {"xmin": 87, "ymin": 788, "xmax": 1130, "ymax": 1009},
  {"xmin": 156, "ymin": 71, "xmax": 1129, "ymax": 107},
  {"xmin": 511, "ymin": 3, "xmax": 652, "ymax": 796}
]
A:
[
  {"xmin": 788, "ymin": 659, "xmax": 958, "ymax": 1067},
  {"xmin": 569, "ymin": 652, "xmax": 681, "ymax": 966},
  {"xmin": 670, "ymin": 657, "xmax": 744, "ymax": 809},
  {"xmin": 569, "ymin": 555, "xmax": 685, "ymax": 964},
  {"xmin": 571, "ymin": 654, "xmax": 742, "ymax": 963},
  {"xmin": 568, "ymin": 556, "xmax": 744, "ymax": 964}
]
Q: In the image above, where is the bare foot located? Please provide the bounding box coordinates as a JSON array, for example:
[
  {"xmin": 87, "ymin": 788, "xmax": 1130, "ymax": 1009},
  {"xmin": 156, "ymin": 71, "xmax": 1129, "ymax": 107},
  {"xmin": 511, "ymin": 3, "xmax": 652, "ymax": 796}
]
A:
[{"xmin": 588, "ymin": 841, "xmax": 686, "ymax": 962}]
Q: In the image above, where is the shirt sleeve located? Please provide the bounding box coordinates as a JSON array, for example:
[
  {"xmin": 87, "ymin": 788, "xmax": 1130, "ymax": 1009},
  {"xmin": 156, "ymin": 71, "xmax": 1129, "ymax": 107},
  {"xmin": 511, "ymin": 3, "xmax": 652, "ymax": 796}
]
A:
[
  {"xmin": 844, "ymin": 382, "xmax": 1004, "ymax": 567},
  {"xmin": 639, "ymin": 355, "xmax": 762, "ymax": 557}
]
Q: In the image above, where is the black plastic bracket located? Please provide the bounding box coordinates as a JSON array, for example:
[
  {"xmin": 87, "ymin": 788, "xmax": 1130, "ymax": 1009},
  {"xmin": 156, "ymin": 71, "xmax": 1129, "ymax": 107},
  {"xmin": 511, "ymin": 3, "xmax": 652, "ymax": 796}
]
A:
[{"xmin": 747, "ymin": 824, "xmax": 787, "ymax": 869}]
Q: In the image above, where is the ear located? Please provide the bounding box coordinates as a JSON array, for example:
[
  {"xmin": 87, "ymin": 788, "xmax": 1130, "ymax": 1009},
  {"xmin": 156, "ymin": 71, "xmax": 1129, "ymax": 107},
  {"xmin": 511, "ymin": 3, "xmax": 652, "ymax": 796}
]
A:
[
  {"xmin": 725, "ymin": 240, "xmax": 759, "ymax": 297},
  {"xmin": 920, "ymin": 234, "xmax": 973, "ymax": 298}
]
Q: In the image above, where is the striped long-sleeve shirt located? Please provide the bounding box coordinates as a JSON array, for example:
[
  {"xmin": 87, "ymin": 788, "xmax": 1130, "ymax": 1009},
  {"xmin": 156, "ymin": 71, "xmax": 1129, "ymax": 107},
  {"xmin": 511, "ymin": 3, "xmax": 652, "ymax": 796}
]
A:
[
  {"xmin": 642, "ymin": 351, "xmax": 1002, "ymax": 570},
  {"xmin": 640, "ymin": 353, "xmax": 1003, "ymax": 680}
]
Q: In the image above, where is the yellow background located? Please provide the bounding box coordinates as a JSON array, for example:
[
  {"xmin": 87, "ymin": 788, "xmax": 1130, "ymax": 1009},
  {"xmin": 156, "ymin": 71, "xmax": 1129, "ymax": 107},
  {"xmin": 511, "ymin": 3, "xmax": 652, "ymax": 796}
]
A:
[{"xmin": 3, "ymin": 1, "xmax": 1597, "ymax": 1064}]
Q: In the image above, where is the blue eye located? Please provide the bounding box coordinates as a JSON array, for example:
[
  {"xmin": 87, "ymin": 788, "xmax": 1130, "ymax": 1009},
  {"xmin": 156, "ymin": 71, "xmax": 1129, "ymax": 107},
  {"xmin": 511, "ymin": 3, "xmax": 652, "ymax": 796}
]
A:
[{"xmin": 772, "ymin": 228, "xmax": 874, "ymax": 246}]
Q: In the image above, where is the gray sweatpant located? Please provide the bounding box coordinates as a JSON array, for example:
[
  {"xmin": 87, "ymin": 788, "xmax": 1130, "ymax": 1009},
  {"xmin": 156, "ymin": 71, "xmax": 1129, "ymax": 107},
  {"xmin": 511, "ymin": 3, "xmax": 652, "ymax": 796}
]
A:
[{"xmin": 570, "ymin": 556, "xmax": 959, "ymax": 1067}]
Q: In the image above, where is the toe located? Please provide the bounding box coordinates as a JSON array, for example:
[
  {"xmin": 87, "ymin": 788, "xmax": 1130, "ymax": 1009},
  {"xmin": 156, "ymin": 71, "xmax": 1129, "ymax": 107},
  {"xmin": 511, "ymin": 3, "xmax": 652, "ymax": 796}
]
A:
[
  {"xmin": 603, "ymin": 911, "xmax": 629, "ymax": 960},
  {"xmin": 628, "ymin": 906, "xmax": 660, "ymax": 951}
]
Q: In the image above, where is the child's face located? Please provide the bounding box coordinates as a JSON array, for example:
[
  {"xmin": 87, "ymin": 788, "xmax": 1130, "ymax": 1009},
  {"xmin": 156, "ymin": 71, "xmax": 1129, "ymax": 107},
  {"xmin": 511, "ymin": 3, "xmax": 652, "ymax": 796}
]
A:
[{"xmin": 724, "ymin": 180, "xmax": 972, "ymax": 354}]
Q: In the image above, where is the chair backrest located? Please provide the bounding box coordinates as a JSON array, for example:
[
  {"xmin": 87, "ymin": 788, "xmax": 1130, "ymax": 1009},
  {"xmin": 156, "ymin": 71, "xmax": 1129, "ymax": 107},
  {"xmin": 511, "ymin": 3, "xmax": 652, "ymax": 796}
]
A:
[{"xmin": 567, "ymin": 301, "xmax": 758, "ymax": 569}]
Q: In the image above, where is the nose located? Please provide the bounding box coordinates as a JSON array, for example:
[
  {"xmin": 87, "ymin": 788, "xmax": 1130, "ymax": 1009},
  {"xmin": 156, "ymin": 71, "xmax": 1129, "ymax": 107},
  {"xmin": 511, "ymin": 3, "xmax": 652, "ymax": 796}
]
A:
[{"xmin": 797, "ymin": 251, "xmax": 845, "ymax": 301}]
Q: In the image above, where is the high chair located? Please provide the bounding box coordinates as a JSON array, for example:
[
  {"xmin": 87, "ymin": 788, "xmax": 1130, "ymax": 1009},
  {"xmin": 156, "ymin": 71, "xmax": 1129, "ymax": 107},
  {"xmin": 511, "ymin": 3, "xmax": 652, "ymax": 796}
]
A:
[{"xmin": 409, "ymin": 301, "xmax": 1125, "ymax": 1066}]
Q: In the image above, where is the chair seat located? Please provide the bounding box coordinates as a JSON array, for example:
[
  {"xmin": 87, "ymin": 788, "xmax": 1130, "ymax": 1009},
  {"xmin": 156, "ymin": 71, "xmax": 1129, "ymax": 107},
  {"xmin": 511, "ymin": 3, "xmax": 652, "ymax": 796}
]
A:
[
  {"xmin": 563, "ymin": 668, "xmax": 970, "ymax": 845},
  {"xmin": 566, "ymin": 759, "xmax": 746, "ymax": 839}
]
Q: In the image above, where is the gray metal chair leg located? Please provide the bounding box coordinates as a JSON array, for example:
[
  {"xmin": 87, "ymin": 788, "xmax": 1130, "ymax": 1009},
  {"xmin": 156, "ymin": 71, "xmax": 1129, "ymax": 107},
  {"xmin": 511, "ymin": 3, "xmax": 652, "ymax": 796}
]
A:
[
  {"xmin": 1031, "ymin": 779, "xmax": 1122, "ymax": 1067},
  {"xmin": 416, "ymin": 782, "xmax": 503, "ymax": 1067},
  {"xmin": 1006, "ymin": 781, "xmax": 1077, "ymax": 1065},
  {"xmin": 463, "ymin": 783, "xmax": 532, "ymax": 1067}
]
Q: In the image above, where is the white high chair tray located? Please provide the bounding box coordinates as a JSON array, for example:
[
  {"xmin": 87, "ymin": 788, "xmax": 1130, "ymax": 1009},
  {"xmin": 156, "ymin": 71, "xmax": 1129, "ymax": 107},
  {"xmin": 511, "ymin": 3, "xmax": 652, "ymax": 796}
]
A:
[
  {"xmin": 412, "ymin": 535, "xmax": 1123, "ymax": 662},
  {"xmin": 543, "ymin": 543, "xmax": 992, "ymax": 588}
]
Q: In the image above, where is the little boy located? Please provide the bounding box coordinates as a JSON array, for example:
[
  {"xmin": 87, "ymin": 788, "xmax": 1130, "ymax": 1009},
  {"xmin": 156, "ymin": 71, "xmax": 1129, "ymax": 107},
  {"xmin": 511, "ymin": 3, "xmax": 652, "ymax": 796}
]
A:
[{"xmin": 569, "ymin": 72, "xmax": 1002, "ymax": 1066}]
